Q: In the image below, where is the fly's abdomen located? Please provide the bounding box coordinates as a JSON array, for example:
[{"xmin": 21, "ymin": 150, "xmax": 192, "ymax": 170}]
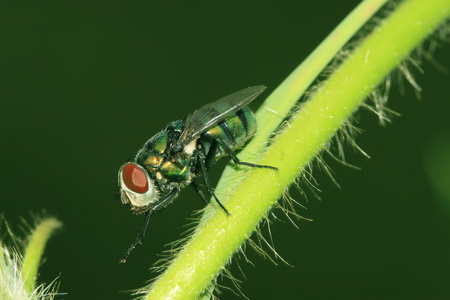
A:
[{"xmin": 202, "ymin": 106, "xmax": 256, "ymax": 157}]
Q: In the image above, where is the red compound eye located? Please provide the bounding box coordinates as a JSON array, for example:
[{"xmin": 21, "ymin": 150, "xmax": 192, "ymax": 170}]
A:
[{"xmin": 122, "ymin": 163, "xmax": 149, "ymax": 193}]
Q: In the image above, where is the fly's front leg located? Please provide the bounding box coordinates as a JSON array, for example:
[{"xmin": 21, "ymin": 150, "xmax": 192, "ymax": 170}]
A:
[
  {"xmin": 120, "ymin": 189, "xmax": 179, "ymax": 263},
  {"xmin": 120, "ymin": 210, "xmax": 153, "ymax": 263}
]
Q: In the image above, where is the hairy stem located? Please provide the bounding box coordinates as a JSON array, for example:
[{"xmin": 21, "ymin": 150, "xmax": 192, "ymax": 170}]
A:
[
  {"xmin": 144, "ymin": 0, "xmax": 450, "ymax": 299},
  {"xmin": 21, "ymin": 218, "xmax": 62, "ymax": 294}
]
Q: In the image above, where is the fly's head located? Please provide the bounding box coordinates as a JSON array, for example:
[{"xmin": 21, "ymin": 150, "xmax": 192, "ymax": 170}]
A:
[{"xmin": 118, "ymin": 162, "xmax": 158, "ymax": 213}]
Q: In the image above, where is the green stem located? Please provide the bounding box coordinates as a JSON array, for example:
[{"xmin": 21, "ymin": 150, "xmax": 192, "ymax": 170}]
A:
[
  {"xmin": 144, "ymin": 0, "xmax": 450, "ymax": 299},
  {"xmin": 216, "ymin": 0, "xmax": 388, "ymax": 192},
  {"xmin": 21, "ymin": 217, "xmax": 62, "ymax": 294}
]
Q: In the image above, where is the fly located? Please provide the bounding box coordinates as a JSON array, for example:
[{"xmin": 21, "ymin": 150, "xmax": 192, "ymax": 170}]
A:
[{"xmin": 118, "ymin": 85, "xmax": 277, "ymax": 262}]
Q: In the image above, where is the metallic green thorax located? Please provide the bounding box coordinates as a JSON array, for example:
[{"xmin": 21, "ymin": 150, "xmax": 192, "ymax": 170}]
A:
[
  {"xmin": 135, "ymin": 107, "xmax": 256, "ymax": 195},
  {"xmin": 137, "ymin": 120, "xmax": 191, "ymax": 184}
]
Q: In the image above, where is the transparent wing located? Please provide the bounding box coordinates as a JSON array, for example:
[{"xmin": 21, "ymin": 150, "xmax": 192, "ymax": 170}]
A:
[{"xmin": 178, "ymin": 85, "xmax": 266, "ymax": 146}]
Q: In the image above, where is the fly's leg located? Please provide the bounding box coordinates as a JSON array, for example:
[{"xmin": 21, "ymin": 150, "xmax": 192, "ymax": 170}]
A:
[
  {"xmin": 196, "ymin": 147, "xmax": 230, "ymax": 216},
  {"xmin": 152, "ymin": 188, "xmax": 179, "ymax": 211},
  {"xmin": 216, "ymin": 139, "xmax": 278, "ymax": 171},
  {"xmin": 190, "ymin": 139, "xmax": 216, "ymax": 205},
  {"xmin": 120, "ymin": 189, "xmax": 179, "ymax": 263},
  {"xmin": 204, "ymin": 139, "xmax": 218, "ymax": 169},
  {"xmin": 120, "ymin": 210, "xmax": 153, "ymax": 263},
  {"xmin": 191, "ymin": 181, "xmax": 209, "ymax": 205}
]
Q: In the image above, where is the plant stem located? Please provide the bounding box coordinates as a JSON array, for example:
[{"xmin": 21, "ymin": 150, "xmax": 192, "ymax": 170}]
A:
[
  {"xmin": 144, "ymin": 0, "xmax": 450, "ymax": 299},
  {"xmin": 216, "ymin": 0, "xmax": 389, "ymax": 193},
  {"xmin": 21, "ymin": 218, "xmax": 62, "ymax": 294}
]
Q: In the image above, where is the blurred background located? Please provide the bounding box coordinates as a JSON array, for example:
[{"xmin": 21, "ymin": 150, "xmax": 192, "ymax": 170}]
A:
[{"xmin": 1, "ymin": 1, "xmax": 450, "ymax": 299}]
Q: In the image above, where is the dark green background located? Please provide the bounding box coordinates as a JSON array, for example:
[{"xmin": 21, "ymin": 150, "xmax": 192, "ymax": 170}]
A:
[{"xmin": 2, "ymin": 1, "xmax": 450, "ymax": 299}]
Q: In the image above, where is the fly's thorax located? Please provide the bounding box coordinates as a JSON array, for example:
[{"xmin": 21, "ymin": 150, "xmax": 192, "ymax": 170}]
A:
[
  {"xmin": 137, "ymin": 132, "xmax": 167, "ymax": 176},
  {"xmin": 156, "ymin": 156, "xmax": 191, "ymax": 182},
  {"xmin": 139, "ymin": 119, "xmax": 183, "ymax": 156},
  {"xmin": 202, "ymin": 106, "xmax": 257, "ymax": 157},
  {"xmin": 137, "ymin": 127, "xmax": 192, "ymax": 184}
]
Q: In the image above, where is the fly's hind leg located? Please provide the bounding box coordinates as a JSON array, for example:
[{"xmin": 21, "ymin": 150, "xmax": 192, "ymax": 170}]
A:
[{"xmin": 215, "ymin": 139, "xmax": 278, "ymax": 171}]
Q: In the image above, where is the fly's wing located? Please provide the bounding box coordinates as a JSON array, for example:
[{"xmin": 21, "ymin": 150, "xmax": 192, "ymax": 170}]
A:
[{"xmin": 178, "ymin": 85, "xmax": 266, "ymax": 146}]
